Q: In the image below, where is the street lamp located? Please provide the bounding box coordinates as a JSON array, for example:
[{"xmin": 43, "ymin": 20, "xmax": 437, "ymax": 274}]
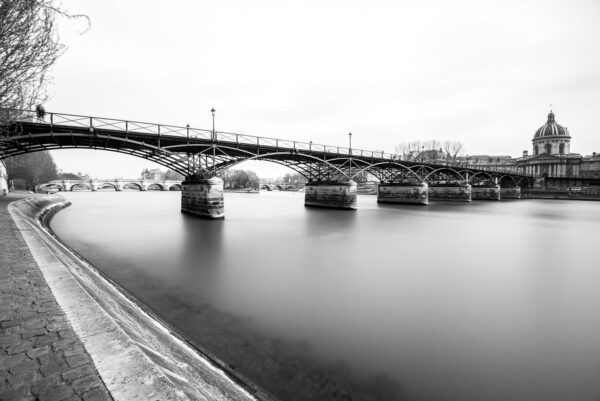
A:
[
  {"xmin": 211, "ymin": 108, "xmax": 216, "ymax": 141},
  {"xmin": 348, "ymin": 132, "xmax": 352, "ymax": 153}
]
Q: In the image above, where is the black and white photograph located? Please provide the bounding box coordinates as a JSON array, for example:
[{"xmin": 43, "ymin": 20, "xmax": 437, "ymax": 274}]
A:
[{"xmin": 1, "ymin": 1, "xmax": 600, "ymax": 400}]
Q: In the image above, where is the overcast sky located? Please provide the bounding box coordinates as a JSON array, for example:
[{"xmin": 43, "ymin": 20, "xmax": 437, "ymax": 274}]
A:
[{"xmin": 46, "ymin": 0, "xmax": 600, "ymax": 179}]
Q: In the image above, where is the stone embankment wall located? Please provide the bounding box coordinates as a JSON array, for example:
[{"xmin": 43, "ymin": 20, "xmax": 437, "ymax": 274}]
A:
[
  {"xmin": 523, "ymin": 188, "xmax": 600, "ymax": 200},
  {"xmin": 0, "ymin": 194, "xmax": 112, "ymax": 401},
  {"xmin": 9, "ymin": 195, "xmax": 271, "ymax": 401}
]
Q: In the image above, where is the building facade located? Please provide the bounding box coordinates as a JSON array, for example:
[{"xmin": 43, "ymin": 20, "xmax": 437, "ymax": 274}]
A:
[{"xmin": 514, "ymin": 110, "xmax": 600, "ymax": 179}]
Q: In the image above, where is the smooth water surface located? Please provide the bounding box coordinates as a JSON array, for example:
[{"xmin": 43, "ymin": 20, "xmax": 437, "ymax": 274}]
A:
[{"xmin": 50, "ymin": 191, "xmax": 600, "ymax": 401}]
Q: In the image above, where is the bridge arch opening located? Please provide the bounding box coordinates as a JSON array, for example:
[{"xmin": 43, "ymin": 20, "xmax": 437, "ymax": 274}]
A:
[
  {"xmin": 146, "ymin": 183, "xmax": 164, "ymax": 191},
  {"xmin": 422, "ymin": 167, "xmax": 466, "ymax": 184},
  {"xmin": 70, "ymin": 183, "xmax": 91, "ymax": 191},
  {"xmin": 39, "ymin": 183, "xmax": 64, "ymax": 192},
  {"xmin": 168, "ymin": 184, "xmax": 182, "ymax": 191},
  {"xmin": 97, "ymin": 183, "xmax": 117, "ymax": 191},
  {"xmin": 122, "ymin": 182, "xmax": 143, "ymax": 191}
]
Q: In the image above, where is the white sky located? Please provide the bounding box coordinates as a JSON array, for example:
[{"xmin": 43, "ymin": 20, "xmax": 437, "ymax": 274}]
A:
[{"xmin": 46, "ymin": 0, "xmax": 600, "ymax": 179}]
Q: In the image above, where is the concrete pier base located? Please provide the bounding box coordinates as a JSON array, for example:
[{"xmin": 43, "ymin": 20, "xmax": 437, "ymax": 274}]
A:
[
  {"xmin": 472, "ymin": 185, "xmax": 501, "ymax": 200},
  {"xmin": 181, "ymin": 176, "xmax": 225, "ymax": 219},
  {"xmin": 429, "ymin": 184, "xmax": 472, "ymax": 202},
  {"xmin": 500, "ymin": 187, "xmax": 522, "ymax": 199},
  {"xmin": 305, "ymin": 180, "xmax": 357, "ymax": 209},
  {"xmin": 377, "ymin": 183, "xmax": 428, "ymax": 205}
]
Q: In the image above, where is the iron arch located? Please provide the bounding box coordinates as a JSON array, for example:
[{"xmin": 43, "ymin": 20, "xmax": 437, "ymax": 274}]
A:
[
  {"xmin": 422, "ymin": 167, "xmax": 466, "ymax": 183},
  {"xmin": 208, "ymin": 148, "xmax": 352, "ymax": 181},
  {"xmin": 353, "ymin": 161, "xmax": 423, "ymax": 183}
]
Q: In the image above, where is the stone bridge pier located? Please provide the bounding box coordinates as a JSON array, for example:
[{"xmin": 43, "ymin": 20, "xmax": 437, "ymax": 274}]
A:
[
  {"xmin": 304, "ymin": 181, "xmax": 357, "ymax": 209},
  {"xmin": 500, "ymin": 186, "xmax": 522, "ymax": 199},
  {"xmin": 181, "ymin": 176, "xmax": 225, "ymax": 219},
  {"xmin": 471, "ymin": 184, "xmax": 501, "ymax": 200},
  {"xmin": 428, "ymin": 184, "xmax": 472, "ymax": 202},
  {"xmin": 377, "ymin": 183, "xmax": 429, "ymax": 205}
]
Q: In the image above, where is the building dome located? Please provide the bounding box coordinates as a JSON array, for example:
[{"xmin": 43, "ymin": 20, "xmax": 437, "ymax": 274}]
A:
[{"xmin": 534, "ymin": 111, "xmax": 570, "ymax": 138}]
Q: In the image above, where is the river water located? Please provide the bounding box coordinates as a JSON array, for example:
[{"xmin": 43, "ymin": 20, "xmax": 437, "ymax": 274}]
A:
[{"xmin": 50, "ymin": 191, "xmax": 600, "ymax": 401}]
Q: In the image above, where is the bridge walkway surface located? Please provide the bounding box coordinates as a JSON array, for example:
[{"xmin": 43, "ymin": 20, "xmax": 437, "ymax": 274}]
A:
[{"xmin": 0, "ymin": 193, "xmax": 112, "ymax": 401}]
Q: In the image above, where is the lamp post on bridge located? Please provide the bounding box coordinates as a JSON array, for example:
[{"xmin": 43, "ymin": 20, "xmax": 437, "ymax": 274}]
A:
[
  {"xmin": 349, "ymin": 132, "xmax": 353, "ymax": 180},
  {"xmin": 211, "ymin": 108, "xmax": 216, "ymax": 141},
  {"xmin": 348, "ymin": 132, "xmax": 352, "ymax": 153}
]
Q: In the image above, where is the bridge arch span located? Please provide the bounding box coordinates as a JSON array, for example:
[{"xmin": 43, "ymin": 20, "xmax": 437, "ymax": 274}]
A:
[
  {"xmin": 97, "ymin": 183, "xmax": 118, "ymax": 191},
  {"xmin": 352, "ymin": 162, "xmax": 423, "ymax": 183},
  {"xmin": 422, "ymin": 167, "xmax": 466, "ymax": 183},
  {"xmin": 168, "ymin": 184, "xmax": 182, "ymax": 191},
  {"xmin": 122, "ymin": 182, "xmax": 143, "ymax": 191},
  {"xmin": 468, "ymin": 171, "xmax": 498, "ymax": 185},
  {"xmin": 498, "ymin": 175, "xmax": 518, "ymax": 187},
  {"xmin": 39, "ymin": 183, "xmax": 65, "ymax": 192},
  {"xmin": 1, "ymin": 142, "xmax": 189, "ymax": 177},
  {"xmin": 211, "ymin": 148, "xmax": 352, "ymax": 181},
  {"xmin": 70, "ymin": 183, "xmax": 91, "ymax": 191},
  {"xmin": 146, "ymin": 183, "xmax": 164, "ymax": 191}
]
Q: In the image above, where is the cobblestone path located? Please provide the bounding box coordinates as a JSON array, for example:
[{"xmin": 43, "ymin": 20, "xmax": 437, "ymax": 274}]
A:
[{"xmin": 0, "ymin": 194, "xmax": 113, "ymax": 401}]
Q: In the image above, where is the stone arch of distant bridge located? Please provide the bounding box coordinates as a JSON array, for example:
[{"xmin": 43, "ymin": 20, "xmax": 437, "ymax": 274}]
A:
[
  {"xmin": 39, "ymin": 183, "xmax": 65, "ymax": 191},
  {"xmin": 168, "ymin": 184, "xmax": 182, "ymax": 191},
  {"xmin": 122, "ymin": 182, "xmax": 143, "ymax": 191},
  {"xmin": 146, "ymin": 183, "xmax": 164, "ymax": 191},
  {"xmin": 98, "ymin": 183, "xmax": 118, "ymax": 191},
  {"xmin": 70, "ymin": 183, "xmax": 91, "ymax": 191}
]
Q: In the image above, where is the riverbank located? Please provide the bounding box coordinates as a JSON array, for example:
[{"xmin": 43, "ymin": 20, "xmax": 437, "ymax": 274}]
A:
[
  {"xmin": 0, "ymin": 193, "xmax": 111, "ymax": 401},
  {"xmin": 1, "ymin": 193, "xmax": 270, "ymax": 401}
]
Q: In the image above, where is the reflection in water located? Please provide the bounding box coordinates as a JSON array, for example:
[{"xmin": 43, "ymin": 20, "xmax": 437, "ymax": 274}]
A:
[{"xmin": 50, "ymin": 192, "xmax": 600, "ymax": 401}]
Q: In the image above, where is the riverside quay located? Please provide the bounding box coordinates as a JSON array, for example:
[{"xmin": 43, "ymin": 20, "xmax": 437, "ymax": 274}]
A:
[{"xmin": 1, "ymin": 109, "xmax": 533, "ymax": 218}]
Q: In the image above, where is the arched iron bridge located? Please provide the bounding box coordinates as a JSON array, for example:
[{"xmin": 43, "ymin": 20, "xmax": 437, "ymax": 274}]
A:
[{"xmin": 0, "ymin": 109, "xmax": 533, "ymax": 188}]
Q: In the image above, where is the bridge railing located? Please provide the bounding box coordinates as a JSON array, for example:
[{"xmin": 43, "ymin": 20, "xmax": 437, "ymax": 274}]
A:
[
  {"xmin": 6, "ymin": 109, "xmax": 398, "ymax": 159},
  {"xmin": 4, "ymin": 109, "xmax": 526, "ymax": 176}
]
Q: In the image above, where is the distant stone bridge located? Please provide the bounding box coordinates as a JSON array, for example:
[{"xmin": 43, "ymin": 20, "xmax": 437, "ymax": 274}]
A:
[{"xmin": 38, "ymin": 179, "xmax": 182, "ymax": 192}]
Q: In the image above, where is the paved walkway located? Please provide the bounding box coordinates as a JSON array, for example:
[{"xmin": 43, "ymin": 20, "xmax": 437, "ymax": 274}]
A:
[{"xmin": 0, "ymin": 193, "xmax": 112, "ymax": 401}]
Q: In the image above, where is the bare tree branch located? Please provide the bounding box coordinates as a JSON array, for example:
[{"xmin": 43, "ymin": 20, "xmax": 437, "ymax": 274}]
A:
[{"xmin": 0, "ymin": 0, "xmax": 89, "ymax": 112}]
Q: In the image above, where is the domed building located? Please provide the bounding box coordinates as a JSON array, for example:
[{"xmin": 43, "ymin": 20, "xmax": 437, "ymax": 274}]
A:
[
  {"xmin": 517, "ymin": 110, "xmax": 582, "ymax": 177},
  {"xmin": 532, "ymin": 111, "xmax": 570, "ymax": 156}
]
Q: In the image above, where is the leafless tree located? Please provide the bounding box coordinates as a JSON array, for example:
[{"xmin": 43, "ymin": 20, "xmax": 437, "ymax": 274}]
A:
[
  {"xmin": 0, "ymin": 1, "xmax": 89, "ymax": 112},
  {"xmin": 395, "ymin": 140, "xmax": 454, "ymax": 162},
  {"xmin": 442, "ymin": 140, "xmax": 465, "ymax": 162}
]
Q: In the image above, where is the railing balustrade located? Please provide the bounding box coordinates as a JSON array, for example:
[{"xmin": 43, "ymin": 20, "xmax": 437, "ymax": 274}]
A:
[{"xmin": 1, "ymin": 108, "xmax": 525, "ymax": 176}]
